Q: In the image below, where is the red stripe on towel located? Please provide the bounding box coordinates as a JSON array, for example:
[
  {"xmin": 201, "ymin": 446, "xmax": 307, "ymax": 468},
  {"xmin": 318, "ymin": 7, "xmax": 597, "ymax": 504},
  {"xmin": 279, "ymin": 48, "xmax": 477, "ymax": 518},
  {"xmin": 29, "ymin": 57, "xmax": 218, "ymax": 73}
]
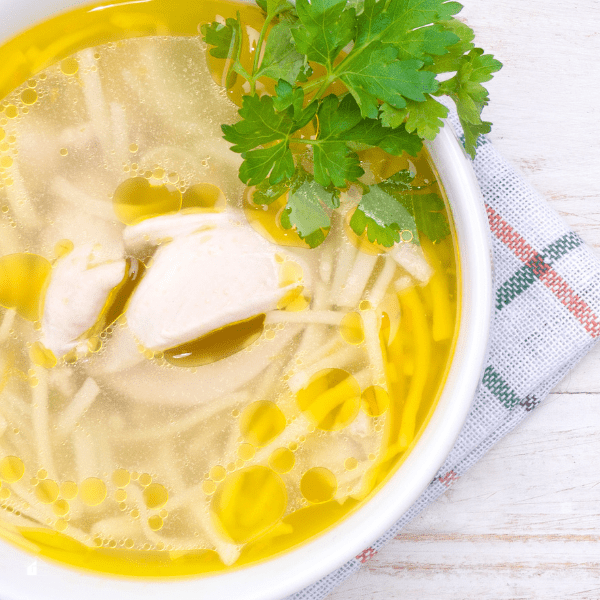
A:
[{"xmin": 486, "ymin": 205, "xmax": 600, "ymax": 338}]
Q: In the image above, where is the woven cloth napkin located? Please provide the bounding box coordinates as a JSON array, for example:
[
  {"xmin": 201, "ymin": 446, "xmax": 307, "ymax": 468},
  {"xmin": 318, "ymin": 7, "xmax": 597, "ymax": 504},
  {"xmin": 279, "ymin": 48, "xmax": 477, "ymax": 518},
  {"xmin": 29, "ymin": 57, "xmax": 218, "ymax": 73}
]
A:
[{"xmin": 287, "ymin": 112, "xmax": 600, "ymax": 600}]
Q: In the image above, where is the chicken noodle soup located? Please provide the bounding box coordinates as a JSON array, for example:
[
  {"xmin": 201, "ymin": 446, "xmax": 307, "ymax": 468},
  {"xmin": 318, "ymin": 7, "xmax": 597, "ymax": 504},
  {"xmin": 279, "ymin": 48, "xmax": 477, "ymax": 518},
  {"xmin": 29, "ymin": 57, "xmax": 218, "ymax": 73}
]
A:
[{"xmin": 0, "ymin": 0, "xmax": 459, "ymax": 576}]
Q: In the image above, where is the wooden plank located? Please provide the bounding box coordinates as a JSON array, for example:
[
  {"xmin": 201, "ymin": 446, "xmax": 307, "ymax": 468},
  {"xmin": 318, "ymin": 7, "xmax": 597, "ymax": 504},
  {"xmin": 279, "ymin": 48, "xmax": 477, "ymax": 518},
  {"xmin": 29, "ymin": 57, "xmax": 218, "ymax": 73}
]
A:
[
  {"xmin": 332, "ymin": 535, "xmax": 600, "ymax": 600},
  {"xmin": 458, "ymin": 0, "xmax": 600, "ymax": 250}
]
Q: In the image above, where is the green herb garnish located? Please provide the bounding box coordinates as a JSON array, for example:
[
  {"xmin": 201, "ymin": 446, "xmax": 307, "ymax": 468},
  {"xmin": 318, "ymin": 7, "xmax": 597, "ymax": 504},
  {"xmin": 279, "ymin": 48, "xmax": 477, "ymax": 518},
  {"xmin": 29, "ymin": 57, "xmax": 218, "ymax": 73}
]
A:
[{"xmin": 201, "ymin": 0, "xmax": 501, "ymax": 248}]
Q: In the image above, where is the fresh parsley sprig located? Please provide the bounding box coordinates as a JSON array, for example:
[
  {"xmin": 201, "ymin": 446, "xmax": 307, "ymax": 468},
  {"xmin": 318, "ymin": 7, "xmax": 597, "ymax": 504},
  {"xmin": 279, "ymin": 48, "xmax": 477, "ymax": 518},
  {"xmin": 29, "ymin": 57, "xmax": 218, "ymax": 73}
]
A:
[{"xmin": 201, "ymin": 0, "xmax": 501, "ymax": 248}]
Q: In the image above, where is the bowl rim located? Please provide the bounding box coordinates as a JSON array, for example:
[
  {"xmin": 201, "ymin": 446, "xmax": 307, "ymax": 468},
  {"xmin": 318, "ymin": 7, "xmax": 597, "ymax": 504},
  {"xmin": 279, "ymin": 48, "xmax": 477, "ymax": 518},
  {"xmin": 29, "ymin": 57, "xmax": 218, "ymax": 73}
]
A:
[{"xmin": 0, "ymin": 2, "xmax": 494, "ymax": 598}]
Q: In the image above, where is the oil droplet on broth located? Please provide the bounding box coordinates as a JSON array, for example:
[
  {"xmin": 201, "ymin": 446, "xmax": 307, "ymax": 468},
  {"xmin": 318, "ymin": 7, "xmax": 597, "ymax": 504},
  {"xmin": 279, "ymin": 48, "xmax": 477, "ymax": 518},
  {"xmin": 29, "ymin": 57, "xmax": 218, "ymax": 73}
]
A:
[
  {"xmin": 29, "ymin": 342, "xmax": 57, "ymax": 369},
  {"xmin": 112, "ymin": 468, "xmax": 130, "ymax": 488},
  {"xmin": 112, "ymin": 177, "xmax": 182, "ymax": 225},
  {"xmin": 344, "ymin": 457, "xmax": 358, "ymax": 471},
  {"xmin": 138, "ymin": 473, "xmax": 152, "ymax": 487},
  {"xmin": 280, "ymin": 292, "xmax": 310, "ymax": 312},
  {"xmin": 86, "ymin": 258, "xmax": 145, "ymax": 340},
  {"xmin": 182, "ymin": 183, "xmax": 226, "ymax": 210},
  {"xmin": 0, "ymin": 456, "xmax": 25, "ymax": 483},
  {"xmin": 277, "ymin": 286, "xmax": 306, "ymax": 311},
  {"xmin": 0, "ymin": 253, "xmax": 52, "ymax": 321},
  {"xmin": 237, "ymin": 443, "xmax": 255, "ymax": 461},
  {"xmin": 239, "ymin": 401, "xmax": 286, "ymax": 448},
  {"xmin": 300, "ymin": 467, "xmax": 337, "ymax": 504},
  {"xmin": 164, "ymin": 314, "xmax": 266, "ymax": 368},
  {"xmin": 79, "ymin": 477, "xmax": 107, "ymax": 506},
  {"xmin": 60, "ymin": 57, "xmax": 79, "ymax": 75},
  {"xmin": 202, "ymin": 480, "xmax": 216, "ymax": 495},
  {"xmin": 20, "ymin": 88, "xmax": 38, "ymax": 105},
  {"xmin": 340, "ymin": 312, "xmax": 364, "ymax": 345},
  {"xmin": 4, "ymin": 105, "xmax": 17, "ymax": 119},
  {"xmin": 35, "ymin": 479, "xmax": 59, "ymax": 504},
  {"xmin": 212, "ymin": 466, "xmax": 286, "ymax": 544},
  {"xmin": 55, "ymin": 519, "xmax": 68, "ymax": 532},
  {"xmin": 148, "ymin": 515, "xmax": 163, "ymax": 531},
  {"xmin": 87, "ymin": 336, "xmax": 102, "ymax": 353},
  {"xmin": 361, "ymin": 385, "xmax": 390, "ymax": 417},
  {"xmin": 296, "ymin": 369, "xmax": 361, "ymax": 431},
  {"xmin": 268, "ymin": 448, "xmax": 295, "ymax": 474},
  {"xmin": 210, "ymin": 465, "xmax": 227, "ymax": 481},
  {"xmin": 53, "ymin": 499, "xmax": 70, "ymax": 516},
  {"xmin": 143, "ymin": 483, "xmax": 168, "ymax": 509},
  {"xmin": 114, "ymin": 489, "xmax": 127, "ymax": 502},
  {"xmin": 278, "ymin": 261, "xmax": 303, "ymax": 288}
]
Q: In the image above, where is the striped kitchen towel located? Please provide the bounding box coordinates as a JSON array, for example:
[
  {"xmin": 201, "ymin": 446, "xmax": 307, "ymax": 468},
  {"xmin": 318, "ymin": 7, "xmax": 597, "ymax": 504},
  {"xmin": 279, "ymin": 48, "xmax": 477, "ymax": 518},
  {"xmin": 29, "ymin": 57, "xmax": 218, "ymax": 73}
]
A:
[{"xmin": 288, "ymin": 112, "xmax": 600, "ymax": 600}]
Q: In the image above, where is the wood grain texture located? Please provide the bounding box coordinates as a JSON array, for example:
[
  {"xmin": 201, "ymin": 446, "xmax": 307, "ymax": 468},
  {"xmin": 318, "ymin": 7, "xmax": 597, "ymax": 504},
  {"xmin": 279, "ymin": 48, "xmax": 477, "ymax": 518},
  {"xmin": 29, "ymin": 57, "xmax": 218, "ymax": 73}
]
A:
[{"xmin": 330, "ymin": 0, "xmax": 600, "ymax": 597}]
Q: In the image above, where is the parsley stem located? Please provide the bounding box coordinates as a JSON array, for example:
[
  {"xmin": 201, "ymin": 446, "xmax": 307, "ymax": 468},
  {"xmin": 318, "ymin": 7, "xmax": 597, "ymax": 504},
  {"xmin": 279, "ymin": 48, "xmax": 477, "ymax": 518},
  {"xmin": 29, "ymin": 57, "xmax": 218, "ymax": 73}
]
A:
[
  {"xmin": 313, "ymin": 77, "xmax": 335, "ymax": 100},
  {"xmin": 301, "ymin": 75, "xmax": 328, "ymax": 95},
  {"xmin": 250, "ymin": 11, "xmax": 277, "ymax": 95}
]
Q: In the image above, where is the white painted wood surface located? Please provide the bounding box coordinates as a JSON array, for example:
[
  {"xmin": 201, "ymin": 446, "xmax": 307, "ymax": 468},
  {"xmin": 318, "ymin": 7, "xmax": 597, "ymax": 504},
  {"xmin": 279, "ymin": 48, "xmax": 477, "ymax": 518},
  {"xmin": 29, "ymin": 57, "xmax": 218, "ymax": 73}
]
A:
[{"xmin": 330, "ymin": 0, "xmax": 600, "ymax": 598}]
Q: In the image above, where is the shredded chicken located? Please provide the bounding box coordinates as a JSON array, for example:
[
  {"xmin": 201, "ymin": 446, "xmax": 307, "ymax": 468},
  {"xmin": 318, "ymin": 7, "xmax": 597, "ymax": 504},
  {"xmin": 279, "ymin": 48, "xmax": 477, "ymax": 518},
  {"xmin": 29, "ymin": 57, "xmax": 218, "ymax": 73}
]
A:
[{"xmin": 41, "ymin": 244, "xmax": 126, "ymax": 357}]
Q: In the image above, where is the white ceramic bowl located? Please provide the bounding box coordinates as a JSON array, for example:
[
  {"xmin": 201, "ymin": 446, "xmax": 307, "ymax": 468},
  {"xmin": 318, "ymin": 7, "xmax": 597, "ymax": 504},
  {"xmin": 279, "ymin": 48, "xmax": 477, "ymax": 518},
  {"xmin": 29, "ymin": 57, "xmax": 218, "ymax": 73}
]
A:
[{"xmin": 0, "ymin": 1, "xmax": 493, "ymax": 598}]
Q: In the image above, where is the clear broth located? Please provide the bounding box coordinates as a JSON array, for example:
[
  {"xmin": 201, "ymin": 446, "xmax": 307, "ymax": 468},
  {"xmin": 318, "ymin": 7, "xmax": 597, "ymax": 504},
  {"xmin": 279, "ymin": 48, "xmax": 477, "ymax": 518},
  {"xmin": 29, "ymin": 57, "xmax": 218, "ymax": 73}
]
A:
[{"xmin": 0, "ymin": 0, "xmax": 460, "ymax": 578}]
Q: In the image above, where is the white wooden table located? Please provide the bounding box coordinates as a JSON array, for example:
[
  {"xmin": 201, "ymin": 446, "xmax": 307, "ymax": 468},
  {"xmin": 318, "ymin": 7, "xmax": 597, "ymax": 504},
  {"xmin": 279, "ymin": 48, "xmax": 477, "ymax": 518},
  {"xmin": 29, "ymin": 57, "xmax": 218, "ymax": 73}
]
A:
[{"xmin": 331, "ymin": 0, "xmax": 600, "ymax": 598}]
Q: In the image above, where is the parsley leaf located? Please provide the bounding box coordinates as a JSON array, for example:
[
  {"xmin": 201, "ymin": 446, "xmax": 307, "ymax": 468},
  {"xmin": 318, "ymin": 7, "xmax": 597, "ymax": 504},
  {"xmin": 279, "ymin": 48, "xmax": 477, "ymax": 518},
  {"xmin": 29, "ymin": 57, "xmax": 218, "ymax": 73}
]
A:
[
  {"xmin": 380, "ymin": 95, "xmax": 449, "ymax": 140},
  {"xmin": 203, "ymin": 0, "xmax": 501, "ymax": 247},
  {"xmin": 266, "ymin": 0, "xmax": 294, "ymax": 15},
  {"xmin": 425, "ymin": 18, "xmax": 476, "ymax": 73},
  {"xmin": 240, "ymin": 141, "xmax": 295, "ymax": 186},
  {"xmin": 392, "ymin": 24, "xmax": 461, "ymax": 63},
  {"xmin": 378, "ymin": 172, "xmax": 451, "ymax": 242},
  {"xmin": 252, "ymin": 178, "xmax": 290, "ymax": 205},
  {"xmin": 395, "ymin": 192, "xmax": 450, "ymax": 242},
  {"xmin": 342, "ymin": 116, "xmax": 423, "ymax": 155},
  {"xmin": 310, "ymin": 94, "xmax": 423, "ymax": 187},
  {"xmin": 410, "ymin": 193, "xmax": 451, "ymax": 242},
  {"xmin": 280, "ymin": 179, "xmax": 338, "ymax": 247},
  {"xmin": 222, "ymin": 94, "xmax": 298, "ymax": 153},
  {"xmin": 339, "ymin": 47, "xmax": 439, "ymax": 118},
  {"xmin": 222, "ymin": 90, "xmax": 317, "ymax": 185},
  {"xmin": 293, "ymin": 0, "xmax": 356, "ymax": 68},
  {"xmin": 310, "ymin": 94, "xmax": 363, "ymax": 187},
  {"xmin": 437, "ymin": 47, "xmax": 502, "ymax": 155},
  {"xmin": 254, "ymin": 21, "xmax": 305, "ymax": 84},
  {"xmin": 350, "ymin": 186, "xmax": 418, "ymax": 247},
  {"xmin": 200, "ymin": 18, "xmax": 240, "ymax": 60},
  {"xmin": 461, "ymin": 119, "xmax": 492, "ymax": 156}
]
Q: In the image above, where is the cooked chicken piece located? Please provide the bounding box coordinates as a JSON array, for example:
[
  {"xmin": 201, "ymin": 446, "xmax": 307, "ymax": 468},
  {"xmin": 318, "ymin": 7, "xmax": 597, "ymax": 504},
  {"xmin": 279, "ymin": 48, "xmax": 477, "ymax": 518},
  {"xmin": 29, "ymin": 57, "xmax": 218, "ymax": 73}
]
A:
[
  {"xmin": 126, "ymin": 214, "xmax": 309, "ymax": 351},
  {"xmin": 41, "ymin": 244, "xmax": 126, "ymax": 358},
  {"xmin": 123, "ymin": 211, "xmax": 233, "ymax": 251}
]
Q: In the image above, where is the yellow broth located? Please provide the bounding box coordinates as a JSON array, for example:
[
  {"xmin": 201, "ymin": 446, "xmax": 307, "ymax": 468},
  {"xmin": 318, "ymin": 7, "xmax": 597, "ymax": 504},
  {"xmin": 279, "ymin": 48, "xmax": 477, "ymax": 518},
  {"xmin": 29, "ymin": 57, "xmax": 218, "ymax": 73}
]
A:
[{"xmin": 0, "ymin": 0, "xmax": 460, "ymax": 578}]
